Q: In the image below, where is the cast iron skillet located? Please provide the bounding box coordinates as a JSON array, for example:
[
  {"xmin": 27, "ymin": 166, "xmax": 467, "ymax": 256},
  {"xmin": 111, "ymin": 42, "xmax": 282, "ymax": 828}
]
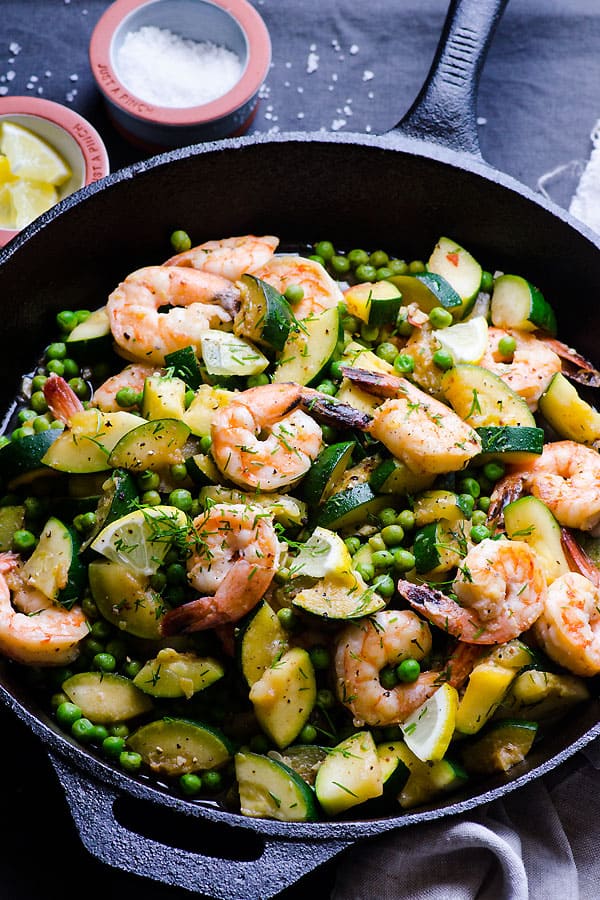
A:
[{"xmin": 2, "ymin": 0, "xmax": 600, "ymax": 897}]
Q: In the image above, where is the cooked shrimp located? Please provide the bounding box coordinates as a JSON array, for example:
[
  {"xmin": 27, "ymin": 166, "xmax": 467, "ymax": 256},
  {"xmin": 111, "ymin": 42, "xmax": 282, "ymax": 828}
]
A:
[
  {"xmin": 160, "ymin": 504, "xmax": 281, "ymax": 634},
  {"xmin": 479, "ymin": 327, "xmax": 561, "ymax": 411},
  {"xmin": 334, "ymin": 609, "xmax": 478, "ymax": 727},
  {"xmin": 533, "ymin": 572, "xmax": 600, "ymax": 676},
  {"xmin": 43, "ymin": 373, "xmax": 84, "ymax": 424},
  {"xmin": 211, "ymin": 383, "xmax": 322, "ymax": 492},
  {"xmin": 164, "ymin": 234, "xmax": 279, "ymax": 281},
  {"xmin": 0, "ymin": 553, "xmax": 89, "ymax": 665},
  {"xmin": 398, "ymin": 537, "xmax": 547, "ymax": 644},
  {"xmin": 338, "ymin": 366, "xmax": 481, "ymax": 474},
  {"xmin": 522, "ymin": 441, "xmax": 600, "ymax": 532},
  {"xmin": 542, "ymin": 336, "xmax": 600, "ymax": 388},
  {"xmin": 252, "ymin": 255, "xmax": 343, "ymax": 319},
  {"xmin": 92, "ymin": 363, "xmax": 162, "ymax": 412},
  {"xmin": 107, "ymin": 265, "xmax": 241, "ymax": 365}
]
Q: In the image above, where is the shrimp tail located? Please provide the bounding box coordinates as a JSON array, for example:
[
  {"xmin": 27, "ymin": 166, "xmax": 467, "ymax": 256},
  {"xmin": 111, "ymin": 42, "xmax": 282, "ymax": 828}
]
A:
[
  {"xmin": 561, "ymin": 527, "xmax": 600, "ymax": 587},
  {"xmin": 543, "ymin": 337, "xmax": 600, "ymax": 387},
  {"xmin": 487, "ymin": 472, "xmax": 526, "ymax": 527},
  {"xmin": 438, "ymin": 641, "xmax": 484, "ymax": 687},
  {"xmin": 339, "ymin": 366, "xmax": 404, "ymax": 399},
  {"xmin": 299, "ymin": 389, "xmax": 373, "ymax": 431},
  {"xmin": 160, "ymin": 560, "xmax": 272, "ymax": 635},
  {"xmin": 396, "ymin": 580, "xmax": 459, "ymax": 634},
  {"xmin": 43, "ymin": 374, "xmax": 85, "ymax": 424}
]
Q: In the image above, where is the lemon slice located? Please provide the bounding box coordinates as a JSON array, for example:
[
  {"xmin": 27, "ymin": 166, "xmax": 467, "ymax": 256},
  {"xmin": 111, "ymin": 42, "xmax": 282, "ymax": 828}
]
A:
[
  {"xmin": 91, "ymin": 505, "xmax": 189, "ymax": 577},
  {"xmin": 0, "ymin": 183, "xmax": 15, "ymax": 228},
  {"xmin": 0, "ymin": 154, "xmax": 14, "ymax": 184},
  {"xmin": 8, "ymin": 179, "xmax": 57, "ymax": 229},
  {"xmin": 435, "ymin": 315, "xmax": 489, "ymax": 364},
  {"xmin": 401, "ymin": 682, "xmax": 459, "ymax": 762},
  {"xmin": 0, "ymin": 121, "xmax": 71, "ymax": 186},
  {"xmin": 292, "ymin": 526, "xmax": 354, "ymax": 582}
]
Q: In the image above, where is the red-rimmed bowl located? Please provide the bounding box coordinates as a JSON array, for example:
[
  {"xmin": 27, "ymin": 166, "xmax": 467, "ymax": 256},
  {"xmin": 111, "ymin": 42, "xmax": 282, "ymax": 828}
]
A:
[
  {"xmin": 89, "ymin": 0, "xmax": 272, "ymax": 150},
  {"xmin": 0, "ymin": 97, "xmax": 109, "ymax": 248}
]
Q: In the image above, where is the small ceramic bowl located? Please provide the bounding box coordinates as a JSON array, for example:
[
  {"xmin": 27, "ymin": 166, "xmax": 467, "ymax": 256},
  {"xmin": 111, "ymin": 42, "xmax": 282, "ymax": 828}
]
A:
[
  {"xmin": 0, "ymin": 96, "xmax": 110, "ymax": 248},
  {"xmin": 89, "ymin": 0, "xmax": 271, "ymax": 150}
]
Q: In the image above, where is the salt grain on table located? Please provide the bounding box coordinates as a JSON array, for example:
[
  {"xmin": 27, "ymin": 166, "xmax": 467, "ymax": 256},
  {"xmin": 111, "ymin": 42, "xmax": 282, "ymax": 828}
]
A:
[{"xmin": 116, "ymin": 26, "xmax": 242, "ymax": 108}]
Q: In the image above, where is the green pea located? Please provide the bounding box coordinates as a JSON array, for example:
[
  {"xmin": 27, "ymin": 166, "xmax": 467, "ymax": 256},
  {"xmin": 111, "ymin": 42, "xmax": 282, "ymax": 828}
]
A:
[
  {"xmin": 380, "ymin": 524, "xmax": 405, "ymax": 547},
  {"xmin": 396, "ymin": 509, "xmax": 415, "ymax": 531},
  {"xmin": 72, "ymin": 717, "xmax": 96, "ymax": 742},
  {"xmin": 18, "ymin": 408, "xmax": 37, "ymax": 424},
  {"xmin": 199, "ymin": 434, "xmax": 213, "ymax": 454},
  {"xmin": 347, "ymin": 248, "xmax": 369, "ymax": 268},
  {"xmin": 355, "ymin": 562, "xmax": 374, "ymax": 583},
  {"xmin": 376, "ymin": 342, "xmax": 398, "ymax": 365},
  {"xmin": 480, "ymin": 270, "xmax": 494, "ymax": 292},
  {"xmin": 368, "ymin": 534, "xmax": 386, "ymax": 552},
  {"xmin": 138, "ymin": 470, "xmax": 161, "ymax": 491},
  {"xmin": 360, "ymin": 322, "xmax": 379, "ymax": 343},
  {"xmin": 459, "ymin": 476, "xmax": 481, "ymax": 498},
  {"xmin": 308, "ymin": 254, "xmax": 325, "ymax": 266},
  {"xmin": 90, "ymin": 725, "xmax": 109, "ymax": 743},
  {"xmin": 277, "ymin": 607, "xmax": 300, "ymax": 632},
  {"xmin": 378, "ymin": 507, "xmax": 398, "ymax": 528},
  {"xmin": 408, "ymin": 260, "xmax": 425, "ymax": 274},
  {"xmin": 105, "ymin": 638, "xmax": 127, "ymax": 661},
  {"xmin": 46, "ymin": 342, "xmax": 67, "ymax": 361},
  {"xmin": 344, "ymin": 536, "xmax": 361, "ymax": 555},
  {"xmin": 316, "ymin": 688, "xmax": 335, "ymax": 709},
  {"xmin": 396, "ymin": 315, "xmax": 414, "ymax": 338},
  {"xmin": 12, "ymin": 529, "xmax": 37, "ymax": 553},
  {"xmin": 483, "ymin": 461, "xmax": 505, "ymax": 482},
  {"xmin": 380, "ymin": 666, "xmax": 397, "ymax": 689},
  {"xmin": 298, "ymin": 724, "xmax": 317, "ymax": 744},
  {"xmin": 170, "ymin": 462, "xmax": 188, "ymax": 482},
  {"xmin": 68, "ymin": 377, "xmax": 88, "ymax": 399},
  {"xmin": 393, "ymin": 548, "xmax": 416, "ymax": 572},
  {"xmin": 115, "ymin": 386, "xmax": 139, "ymax": 408},
  {"xmin": 56, "ymin": 701, "xmax": 83, "ymax": 727},
  {"xmin": 75, "ymin": 310, "xmax": 91, "ymax": 324},
  {"xmin": 46, "ymin": 359, "xmax": 64, "ymax": 377},
  {"xmin": 388, "ymin": 259, "xmax": 408, "ymax": 275},
  {"xmin": 309, "ymin": 645, "xmax": 330, "ymax": 670},
  {"xmin": 141, "ymin": 490, "xmax": 162, "ymax": 507},
  {"xmin": 170, "ymin": 229, "xmax": 192, "ymax": 252},
  {"xmin": 246, "ymin": 373, "xmax": 270, "ymax": 389},
  {"xmin": 102, "ymin": 735, "xmax": 126, "ymax": 758},
  {"xmin": 396, "ymin": 658, "xmax": 421, "ymax": 683},
  {"xmin": 73, "ymin": 511, "xmax": 97, "ymax": 534},
  {"xmin": 393, "ymin": 353, "xmax": 415, "ymax": 374},
  {"xmin": 168, "ymin": 488, "xmax": 193, "ymax": 512},
  {"xmin": 458, "ymin": 493, "xmax": 475, "ymax": 517},
  {"xmin": 354, "ymin": 264, "xmax": 377, "ymax": 283},
  {"xmin": 372, "ymin": 549, "xmax": 395, "ymax": 570},
  {"xmin": 32, "ymin": 416, "xmax": 50, "ymax": 433},
  {"xmin": 184, "ymin": 389, "xmax": 195, "ymax": 409},
  {"xmin": 30, "ymin": 390, "xmax": 49, "ymax": 413},
  {"xmin": 478, "ymin": 496, "xmax": 491, "ymax": 513},
  {"xmin": 284, "ymin": 283, "xmax": 304, "ymax": 305},
  {"xmin": 109, "ymin": 724, "xmax": 130, "ymax": 739},
  {"xmin": 122, "ymin": 659, "xmax": 143, "ymax": 679},
  {"xmin": 180, "ymin": 773, "xmax": 203, "ymax": 796},
  {"xmin": 341, "ymin": 314, "xmax": 361, "ymax": 333},
  {"xmin": 471, "ymin": 509, "xmax": 488, "ymax": 526},
  {"xmin": 56, "ymin": 310, "xmax": 77, "ymax": 332},
  {"xmin": 51, "ymin": 691, "xmax": 69, "ymax": 709},
  {"xmin": 428, "ymin": 306, "xmax": 453, "ymax": 329},
  {"xmin": 316, "ymin": 379, "xmax": 337, "ymax": 396},
  {"xmin": 90, "ymin": 619, "xmax": 112, "ymax": 641},
  {"xmin": 314, "ymin": 241, "xmax": 335, "ymax": 261},
  {"xmin": 432, "ymin": 349, "xmax": 454, "ymax": 370},
  {"xmin": 471, "ymin": 524, "xmax": 492, "ymax": 543},
  {"xmin": 375, "ymin": 267, "xmax": 393, "ymax": 281},
  {"xmin": 93, "ymin": 652, "xmax": 117, "ymax": 673},
  {"xmin": 50, "ymin": 420, "xmax": 65, "ymax": 431},
  {"xmin": 249, "ymin": 733, "xmax": 270, "ymax": 753},
  {"xmin": 149, "ymin": 571, "xmax": 168, "ymax": 592},
  {"xmin": 62, "ymin": 358, "xmax": 79, "ymax": 379},
  {"xmin": 119, "ymin": 751, "xmax": 143, "ymax": 774},
  {"xmin": 81, "ymin": 596, "xmax": 99, "ymax": 619},
  {"xmin": 164, "ymin": 584, "xmax": 186, "ymax": 606},
  {"xmin": 372, "ymin": 573, "xmax": 395, "ymax": 598},
  {"xmin": 498, "ymin": 335, "xmax": 516, "ymax": 358},
  {"xmin": 202, "ymin": 770, "xmax": 222, "ymax": 792},
  {"xmin": 166, "ymin": 562, "xmax": 187, "ymax": 585},
  {"xmin": 369, "ymin": 250, "xmax": 389, "ymax": 268},
  {"xmin": 330, "ymin": 255, "xmax": 351, "ymax": 275}
]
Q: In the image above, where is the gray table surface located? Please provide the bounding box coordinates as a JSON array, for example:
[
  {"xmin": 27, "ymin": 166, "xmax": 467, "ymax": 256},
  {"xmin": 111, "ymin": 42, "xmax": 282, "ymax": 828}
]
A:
[{"xmin": 1, "ymin": 0, "xmax": 600, "ymax": 897}]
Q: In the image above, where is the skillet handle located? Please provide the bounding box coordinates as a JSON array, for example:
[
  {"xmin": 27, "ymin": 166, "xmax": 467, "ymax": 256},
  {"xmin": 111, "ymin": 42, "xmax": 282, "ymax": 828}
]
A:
[
  {"xmin": 396, "ymin": 0, "xmax": 510, "ymax": 157},
  {"xmin": 49, "ymin": 753, "xmax": 354, "ymax": 900}
]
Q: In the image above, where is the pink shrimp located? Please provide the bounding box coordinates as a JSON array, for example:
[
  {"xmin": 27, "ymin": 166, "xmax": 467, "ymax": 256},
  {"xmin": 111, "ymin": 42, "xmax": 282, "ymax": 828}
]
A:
[{"xmin": 164, "ymin": 234, "xmax": 279, "ymax": 280}]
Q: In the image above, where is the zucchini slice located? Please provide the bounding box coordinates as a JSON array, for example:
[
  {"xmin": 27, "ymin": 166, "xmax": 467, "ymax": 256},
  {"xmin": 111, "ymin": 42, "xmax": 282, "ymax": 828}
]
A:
[
  {"xmin": 22, "ymin": 516, "xmax": 85, "ymax": 608},
  {"xmin": 41, "ymin": 409, "xmax": 146, "ymax": 474},
  {"xmin": 63, "ymin": 672, "xmax": 153, "ymax": 722},
  {"xmin": 65, "ymin": 306, "xmax": 112, "ymax": 361},
  {"xmin": 460, "ymin": 719, "xmax": 538, "ymax": 774},
  {"xmin": 491, "ymin": 274, "xmax": 557, "ymax": 335},
  {"xmin": 88, "ymin": 559, "xmax": 165, "ymax": 638},
  {"xmin": 413, "ymin": 520, "xmax": 467, "ymax": 576},
  {"xmin": 292, "ymin": 575, "xmax": 386, "ymax": 620},
  {"xmin": 369, "ymin": 456, "xmax": 435, "ymax": 496},
  {"xmin": 0, "ymin": 429, "xmax": 60, "ymax": 483},
  {"xmin": 476, "ymin": 425, "xmax": 544, "ymax": 464},
  {"xmin": 164, "ymin": 345, "xmax": 204, "ymax": 390},
  {"xmin": 344, "ymin": 280, "xmax": 402, "ymax": 325},
  {"xmin": 386, "ymin": 271, "xmax": 462, "ymax": 313},
  {"xmin": 503, "ymin": 495, "xmax": 570, "ymax": 583},
  {"xmin": 127, "ymin": 718, "xmax": 234, "ymax": 776},
  {"xmin": 141, "ymin": 374, "xmax": 187, "ymax": 421},
  {"xmin": 441, "ymin": 364, "xmax": 536, "ymax": 427},
  {"xmin": 538, "ymin": 372, "xmax": 600, "ymax": 444},
  {"xmin": 80, "ymin": 468, "xmax": 138, "ymax": 552},
  {"xmin": 199, "ymin": 329, "xmax": 269, "ymax": 377},
  {"xmin": 314, "ymin": 731, "xmax": 383, "ymax": 816},
  {"xmin": 184, "ymin": 451, "xmax": 221, "ymax": 486},
  {"xmin": 496, "ymin": 669, "xmax": 590, "ymax": 722},
  {"xmin": 236, "ymin": 599, "xmax": 289, "ymax": 687},
  {"xmin": 199, "ymin": 485, "xmax": 307, "ymax": 527},
  {"xmin": 0, "ymin": 504, "xmax": 25, "ymax": 551},
  {"xmin": 388, "ymin": 741, "xmax": 468, "ymax": 810},
  {"xmin": 107, "ymin": 418, "xmax": 191, "ymax": 471},
  {"xmin": 301, "ymin": 440, "xmax": 355, "ymax": 505},
  {"xmin": 427, "ymin": 236, "xmax": 483, "ymax": 318},
  {"xmin": 272, "ymin": 305, "xmax": 341, "ymax": 386},
  {"xmin": 235, "ymin": 751, "xmax": 320, "ymax": 822},
  {"xmin": 235, "ymin": 274, "xmax": 294, "ymax": 351},
  {"xmin": 269, "ymin": 744, "xmax": 328, "ymax": 786},
  {"xmin": 132, "ymin": 648, "xmax": 224, "ymax": 698},
  {"xmin": 317, "ymin": 482, "xmax": 387, "ymax": 530},
  {"xmin": 413, "ymin": 489, "xmax": 471, "ymax": 526},
  {"xmin": 249, "ymin": 647, "xmax": 317, "ymax": 749},
  {"xmin": 182, "ymin": 384, "xmax": 233, "ymax": 437}
]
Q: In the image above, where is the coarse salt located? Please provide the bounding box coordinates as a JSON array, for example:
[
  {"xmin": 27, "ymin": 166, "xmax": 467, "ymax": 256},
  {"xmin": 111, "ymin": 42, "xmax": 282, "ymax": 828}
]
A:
[{"xmin": 116, "ymin": 26, "xmax": 243, "ymax": 108}]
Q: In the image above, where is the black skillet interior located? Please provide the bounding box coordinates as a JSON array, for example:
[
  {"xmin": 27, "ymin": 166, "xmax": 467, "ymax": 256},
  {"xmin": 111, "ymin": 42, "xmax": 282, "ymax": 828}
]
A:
[{"xmin": 2, "ymin": 0, "xmax": 600, "ymax": 897}]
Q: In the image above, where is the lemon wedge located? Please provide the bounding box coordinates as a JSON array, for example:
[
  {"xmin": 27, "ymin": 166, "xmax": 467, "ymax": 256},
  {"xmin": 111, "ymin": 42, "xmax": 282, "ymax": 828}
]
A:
[
  {"xmin": 8, "ymin": 179, "xmax": 57, "ymax": 229},
  {"xmin": 401, "ymin": 682, "xmax": 459, "ymax": 762},
  {"xmin": 292, "ymin": 526, "xmax": 354, "ymax": 583},
  {"xmin": 435, "ymin": 315, "xmax": 489, "ymax": 364},
  {"xmin": 91, "ymin": 505, "xmax": 189, "ymax": 577},
  {"xmin": 0, "ymin": 154, "xmax": 14, "ymax": 184},
  {"xmin": 0, "ymin": 121, "xmax": 71, "ymax": 186},
  {"xmin": 0, "ymin": 183, "xmax": 15, "ymax": 228}
]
